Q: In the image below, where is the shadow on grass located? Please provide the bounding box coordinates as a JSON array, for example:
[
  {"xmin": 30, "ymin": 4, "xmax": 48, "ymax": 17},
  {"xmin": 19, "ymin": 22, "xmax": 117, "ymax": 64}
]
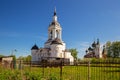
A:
[{"xmin": 103, "ymin": 70, "xmax": 120, "ymax": 72}]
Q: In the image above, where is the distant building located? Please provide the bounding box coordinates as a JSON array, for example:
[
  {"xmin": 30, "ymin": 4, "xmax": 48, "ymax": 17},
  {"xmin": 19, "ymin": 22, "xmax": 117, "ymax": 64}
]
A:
[
  {"xmin": 84, "ymin": 39, "xmax": 103, "ymax": 58},
  {"xmin": 0, "ymin": 56, "xmax": 13, "ymax": 68},
  {"xmin": 31, "ymin": 8, "xmax": 74, "ymax": 63}
]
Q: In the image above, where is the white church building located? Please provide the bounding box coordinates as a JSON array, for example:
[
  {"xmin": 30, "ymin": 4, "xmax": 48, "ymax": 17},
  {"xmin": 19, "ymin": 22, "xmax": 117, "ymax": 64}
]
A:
[{"xmin": 31, "ymin": 9, "xmax": 74, "ymax": 63}]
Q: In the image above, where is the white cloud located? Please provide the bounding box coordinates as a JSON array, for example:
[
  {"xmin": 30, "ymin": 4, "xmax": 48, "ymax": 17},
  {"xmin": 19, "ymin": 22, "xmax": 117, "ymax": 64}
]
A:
[{"xmin": 80, "ymin": 42, "xmax": 90, "ymax": 47}]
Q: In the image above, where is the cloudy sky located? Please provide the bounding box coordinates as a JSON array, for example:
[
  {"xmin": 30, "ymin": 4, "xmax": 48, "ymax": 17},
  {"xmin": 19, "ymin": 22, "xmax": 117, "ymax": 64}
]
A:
[{"xmin": 0, "ymin": 0, "xmax": 120, "ymax": 58}]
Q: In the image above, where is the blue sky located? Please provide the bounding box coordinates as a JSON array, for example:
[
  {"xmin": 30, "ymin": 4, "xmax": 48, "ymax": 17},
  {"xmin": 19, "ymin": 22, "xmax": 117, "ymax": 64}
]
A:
[{"xmin": 0, "ymin": 0, "xmax": 120, "ymax": 58}]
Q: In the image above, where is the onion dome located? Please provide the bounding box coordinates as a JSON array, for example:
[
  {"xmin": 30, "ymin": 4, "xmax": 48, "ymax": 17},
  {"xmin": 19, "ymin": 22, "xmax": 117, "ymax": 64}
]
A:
[
  {"xmin": 51, "ymin": 38, "xmax": 62, "ymax": 45},
  {"xmin": 48, "ymin": 8, "xmax": 61, "ymax": 31},
  {"xmin": 88, "ymin": 47, "xmax": 93, "ymax": 51},
  {"xmin": 92, "ymin": 41, "xmax": 96, "ymax": 47},
  {"xmin": 103, "ymin": 45, "xmax": 105, "ymax": 48},
  {"xmin": 85, "ymin": 50, "xmax": 88, "ymax": 53},
  {"xmin": 54, "ymin": 7, "xmax": 57, "ymax": 16},
  {"xmin": 97, "ymin": 38, "xmax": 100, "ymax": 45},
  {"xmin": 31, "ymin": 44, "xmax": 39, "ymax": 50}
]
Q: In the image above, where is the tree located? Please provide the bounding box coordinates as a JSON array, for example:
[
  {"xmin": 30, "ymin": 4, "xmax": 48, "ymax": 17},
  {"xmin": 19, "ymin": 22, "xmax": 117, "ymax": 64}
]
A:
[
  {"xmin": 69, "ymin": 48, "xmax": 78, "ymax": 60},
  {"xmin": 106, "ymin": 41, "xmax": 112, "ymax": 57},
  {"xmin": 111, "ymin": 41, "xmax": 120, "ymax": 58},
  {"xmin": 17, "ymin": 55, "xmax": 31, "ymax": 62},
  {"xmin": 10, "ymin": 55, "xmax": 16, "ymax": 69},
  {"xmin": 106, "ymin": 41, "xmax": 120, "ymax": 58},
  {"xmin": 0, "ymin": 54, "xmax": 4, "ymax": 58},
  {"xmin": 26, "ymin": 55, "xmax": 31, "ymax": 62},
  {"xmin": 12, "ymin": 55, "xmax": 16, "ymax": 61}
]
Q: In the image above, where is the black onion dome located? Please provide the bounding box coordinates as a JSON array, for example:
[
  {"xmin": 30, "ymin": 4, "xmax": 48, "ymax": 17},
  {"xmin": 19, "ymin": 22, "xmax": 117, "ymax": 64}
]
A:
[
  {"xmin": 54, "ymin": 10, "xmax": 56, "ymax": 16},
  {"xmin": 88, "ymin": 47, "xmax": 93, "ymax": 51},
  {"xmin": 97, "ymin": 38, "xmax": 100, "ymax": 45},
  {"xmin": 51, "ymin": 38, "xmax": 62, "ymax": 45},
  {"xmin": 31, "ymin": 44, "xmax": 39, "ymax": 50},
  {"xmin": 85, "ymin": 50, "xmax": 88, "ymax": 53},
  {"xmin": 92, "ymin": 41, "xmax": 96, "ymax": 47}
]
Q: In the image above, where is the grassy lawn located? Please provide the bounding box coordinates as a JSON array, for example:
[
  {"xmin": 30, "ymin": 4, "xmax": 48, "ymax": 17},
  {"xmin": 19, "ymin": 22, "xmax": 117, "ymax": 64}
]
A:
[{"xmin": 0, "ymin": 65, "xmax": 120, "ymax": 80}]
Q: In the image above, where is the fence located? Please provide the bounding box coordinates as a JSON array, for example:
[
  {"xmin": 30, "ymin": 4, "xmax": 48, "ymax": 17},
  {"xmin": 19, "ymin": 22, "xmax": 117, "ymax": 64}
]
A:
[{"xmin": 0, "ymin": 59, "xmax": 120, "ymax": 80}]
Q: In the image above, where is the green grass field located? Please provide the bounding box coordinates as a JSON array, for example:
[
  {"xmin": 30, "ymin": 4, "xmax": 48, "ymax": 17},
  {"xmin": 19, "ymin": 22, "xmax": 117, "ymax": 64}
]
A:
[{"xmin": 0, "ymin": 65, "xmax": 120, "ymax": 80}]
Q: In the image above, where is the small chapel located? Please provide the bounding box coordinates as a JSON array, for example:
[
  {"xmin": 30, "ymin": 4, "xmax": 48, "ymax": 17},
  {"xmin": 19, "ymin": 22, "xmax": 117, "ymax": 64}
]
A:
[{"xmin": 31, "ymin": 8, "xmax": 74, "ymax": 63}]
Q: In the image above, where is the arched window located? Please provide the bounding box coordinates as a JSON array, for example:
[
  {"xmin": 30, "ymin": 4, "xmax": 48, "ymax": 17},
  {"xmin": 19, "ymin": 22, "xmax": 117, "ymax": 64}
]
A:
[
  {"xmin": 56, "ymin": 30, "xmax": 59, "ymax": 38},
  {"xmin": 50, "ymin": 31, "xmax": 52, "ymax": 39}
]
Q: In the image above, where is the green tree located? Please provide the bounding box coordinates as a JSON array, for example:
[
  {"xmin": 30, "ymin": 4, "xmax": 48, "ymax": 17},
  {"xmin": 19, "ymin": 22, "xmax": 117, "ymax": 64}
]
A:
[
  {"xmin": 106, "ymin": 41, "xmax": 112, "ymax": 57},
  {"xmin": 17, "ymin": 56, "xmax": 25, "ymax": 60},
  {"xmin": 17, "ymin": 55, "xmax": 31, "ymax": 62},
  {"xmin": 69, "ymin": 48, "xmax": 78, "ymax": 60},
  {"xmin": 10, "ymin": 55, "xmax": 16, "ymax": 69},
  {"xmin": 26, "ymin": 55, "xmax": 31, "ymax": 62},
  {"xmin": 0, "ymin": 54, "xmax": 4, "ymax": 58},
  {"xmin": 111, "ymin": 41, "xmax": 120, "ymax": 58},
  {"xmin": 106, "ymin": 41, "xmax": 120, "ymax": 58}
]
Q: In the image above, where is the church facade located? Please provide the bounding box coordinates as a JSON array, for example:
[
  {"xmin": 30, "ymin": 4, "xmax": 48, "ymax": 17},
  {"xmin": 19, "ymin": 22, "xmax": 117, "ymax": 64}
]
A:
[{"xmin": 31, "ymin": 9, "xmax": 74, "ymax": 63}]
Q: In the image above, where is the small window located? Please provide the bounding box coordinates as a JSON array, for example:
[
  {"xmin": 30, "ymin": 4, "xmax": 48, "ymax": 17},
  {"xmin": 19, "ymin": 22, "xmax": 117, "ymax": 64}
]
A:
[{"xmin": 56, "ymin": 30, "xmax": 59, "ymax": 38}]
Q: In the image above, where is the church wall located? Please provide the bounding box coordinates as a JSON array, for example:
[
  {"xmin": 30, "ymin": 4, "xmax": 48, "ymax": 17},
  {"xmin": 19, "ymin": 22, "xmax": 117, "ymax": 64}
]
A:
[
  {"xmin": 65, "ymin": 52, "xmax": 74, "ymax": 62},
  {"xmin": 94, "ymin": 44, "xmax": 101, "ymax": 58},
  {"xmin": 31, "ymin": 50, "xmax": 38, "ymax": 61},
  {"xmin": 65, "ymin": 52, "xmax": 71, "ymax": 58},
  {"xmin": 44, "ymin": 43, "xmax": 51, "ymax": 48},
  {"xmin": 50, "ymin": 44, "xmax": 65, "ymax": 58}
]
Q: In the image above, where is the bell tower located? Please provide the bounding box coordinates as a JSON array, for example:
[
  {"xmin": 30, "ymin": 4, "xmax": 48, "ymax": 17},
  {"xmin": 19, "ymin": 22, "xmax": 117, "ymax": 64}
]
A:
[
  {"xmin": 48, "ymin": 8, "xmax": 62, "ymax": 41},
  {"xmin": 31, "ymin": 7, "xmax": 74, "ymax": 63},
  {"xmin": 45, "ymin": 8, "xmax": 63, "ymax": 48}
]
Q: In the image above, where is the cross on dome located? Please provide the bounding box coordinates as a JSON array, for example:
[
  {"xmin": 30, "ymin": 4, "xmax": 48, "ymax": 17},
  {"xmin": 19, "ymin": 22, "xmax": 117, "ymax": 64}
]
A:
[
  {"xmin": 54, "ymin": 7, "xmax": 56, "ymax": 16},
  {"xmin": 53, "ymin": 7, "xmax": 57, "ymax": 22}
]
